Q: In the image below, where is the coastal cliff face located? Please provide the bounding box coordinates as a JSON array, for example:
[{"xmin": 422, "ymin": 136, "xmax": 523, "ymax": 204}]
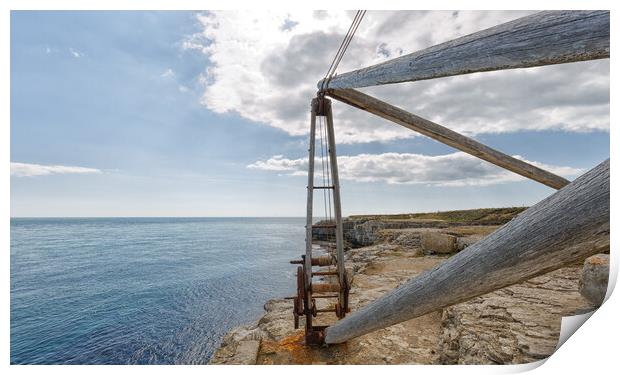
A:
[
  {"xmin": 209, "ymin": 208, "xmax": 607, "ymax": 365},
  {"xmin": 313, "ymin": 208, "xmax": 527, "ymax": 248}
]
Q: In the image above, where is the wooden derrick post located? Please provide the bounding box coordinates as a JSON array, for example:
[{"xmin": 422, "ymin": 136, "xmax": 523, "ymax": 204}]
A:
[
  {"xmin": 324, "ymin": 100, "xmax": 348, "ymax": 314},
  {"xmin": 304, "ymin": 99, "xmax": 318, "ymax": 332},
  {"xmin": 324, "ymin": 159, "xmax": 610, "ymax": 344}
]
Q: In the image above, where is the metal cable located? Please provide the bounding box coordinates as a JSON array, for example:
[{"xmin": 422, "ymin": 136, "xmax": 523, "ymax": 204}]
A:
[
  {"xmin": 315, "ymin": 10, "xmax": 366, "ymax": 231},
  {"xmin": 322, "ymin": 114, "xmax": 333, "ymax": 222},
  {"xmin": 326, "ymin": 10, "xmax": 366, "ymax": 89},
  {"xmin": 320, "ymin": 10, "xmax": 366, "ymax": 92},
  {"xmin": 318, "ymin": 115, "xmax": 329, "ymax": 221},
  {"xmin": 320, "ymin": 11, "xmax": 360, "ymax": 91}
]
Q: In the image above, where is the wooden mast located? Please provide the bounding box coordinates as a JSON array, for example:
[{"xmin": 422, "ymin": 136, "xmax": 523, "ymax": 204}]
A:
[
  {"xmin": 304, "ymin": 99, "xmax": 318, "ymax": 332},
  {"xmin": 324, "ymin": 100, "xmax": 347, "ymax": 309},
  {"xmin": 293, "ymin": 97, "xmax": 349, "ymax": 344}
]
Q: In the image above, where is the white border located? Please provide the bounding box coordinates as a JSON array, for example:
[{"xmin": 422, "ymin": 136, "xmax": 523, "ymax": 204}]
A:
[{"xmin": 3, "ymin": 1, "xmax": 616, "ymax": 374}]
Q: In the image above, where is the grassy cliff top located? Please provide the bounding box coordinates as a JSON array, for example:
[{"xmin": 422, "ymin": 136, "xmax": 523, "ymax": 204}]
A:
[{"xmin": 348, "ymin": 207, "xmax": 528, "ymax": 225}]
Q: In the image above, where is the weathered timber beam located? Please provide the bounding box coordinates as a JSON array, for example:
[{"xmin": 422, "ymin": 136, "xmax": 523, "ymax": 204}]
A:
[
  {"xmin": 318, "ymin": 10, "xmax": 609, "ymax": 90},
  {"xmin": 327, "ymin": 88, "xmax": 569, "ymax": 189},
  {"xmin": 324, "ymin": 159, "xmax": 610, "ymax": 344}
]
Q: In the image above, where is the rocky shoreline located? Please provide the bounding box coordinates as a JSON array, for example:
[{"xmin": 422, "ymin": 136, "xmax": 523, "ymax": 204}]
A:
[{"xmin": 209, "ymin": 209, "xmax": 609, "ymax": 365}]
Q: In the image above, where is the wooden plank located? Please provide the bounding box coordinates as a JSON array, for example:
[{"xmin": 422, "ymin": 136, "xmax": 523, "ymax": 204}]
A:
[
  {"xmin": 327, "ymin": 88, "xmax": 570, "ymax": 189},
  {"xmin": 318, "ymin": 10, "xmax": 609, "ymax": 90},
  {"xmin": 324, "ymin": 159, "xmax": 610, "ymax": 344}
]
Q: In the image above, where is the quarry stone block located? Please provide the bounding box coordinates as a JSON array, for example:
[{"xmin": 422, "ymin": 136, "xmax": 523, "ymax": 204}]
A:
[{"xmin": 421, "ymin": 232, "xmax": 457, "ymax": 254}]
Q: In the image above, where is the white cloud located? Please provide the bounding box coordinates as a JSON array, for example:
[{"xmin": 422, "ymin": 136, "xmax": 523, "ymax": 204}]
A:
[
  {"xmin": 247, "ymin": 152, "xmax": 583, "ymax": 187},
  {"xmin": 11, "ymin": 162, "xmax": 102, "ymax": 178},
  {"xmin": 69, "ymin": 48, "xmax": 83, "ymax": 58},
  {"xmin": 247, "ymin": 155, "xmax": 307, "ymax": 172},
  {"xmin": 188, "ymin": 10, "xmax": 609, "ymax": 143},
  {"xmin": 161, "ymin": 68, "xmax": 175, "ymax": 78}
]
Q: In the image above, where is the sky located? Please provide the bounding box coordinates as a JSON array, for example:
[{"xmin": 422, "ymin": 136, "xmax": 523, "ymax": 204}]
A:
[{"xmin": 10, "ymin": 10, "xmax": 609, "ymax": 217}]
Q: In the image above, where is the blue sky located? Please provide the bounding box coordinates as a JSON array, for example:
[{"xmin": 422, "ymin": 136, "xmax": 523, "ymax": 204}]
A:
[{"xmin": 10, "ymin": 11, "xmax": 609, "ymax": 217}]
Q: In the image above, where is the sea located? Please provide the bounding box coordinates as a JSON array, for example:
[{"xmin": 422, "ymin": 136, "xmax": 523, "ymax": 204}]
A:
[{"xmin": 10, "ymin": 217, "xmax": 306, "ymax": 364}]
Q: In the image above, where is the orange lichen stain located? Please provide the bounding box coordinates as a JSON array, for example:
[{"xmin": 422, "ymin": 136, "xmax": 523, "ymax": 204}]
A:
[
  {"xmin": 587, "ymin": 255, "xmax": 609, "ymax": 266},
  {"xmin": 259, "ymin": 331, "xmax": 343, "ymax": 364}
]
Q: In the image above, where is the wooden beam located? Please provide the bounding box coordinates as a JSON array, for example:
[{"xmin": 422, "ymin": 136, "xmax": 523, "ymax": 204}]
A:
[
  {"xmin": 305, "ymin": 100, "xmax": 318, "ymax": 292},
  {"xmin": 324, "ymin": 100, "xmax": 347, "ymax": 304},
  {"xmin": 324, "ymin": 159, "xmax": 610, "ymax": 344},
  {"xmin": 318, "ymin": 11, "xmax": 609, "ymax": 90},
  {"xmin": 327, "ymin": 88, "xmax": 570, "ymax": 189}
]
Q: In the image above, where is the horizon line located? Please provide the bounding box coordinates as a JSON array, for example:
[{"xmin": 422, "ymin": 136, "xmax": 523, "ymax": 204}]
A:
[{"xmin": 10, "ymin": 216, "xmax": 308, "ymax": 219}]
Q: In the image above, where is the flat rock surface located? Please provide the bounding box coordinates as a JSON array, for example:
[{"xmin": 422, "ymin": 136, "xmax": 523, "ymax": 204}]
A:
[{"xmin": 439, "ymin": 267, "xmax": 594, "ymax": 364}]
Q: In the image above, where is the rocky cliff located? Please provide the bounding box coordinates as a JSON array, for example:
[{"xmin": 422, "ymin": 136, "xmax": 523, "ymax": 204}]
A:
[
  {"xmin": 210, "ymin": 208, "xmax": 608, "ymax": 365},
  {"xmin": 313, "ymin": 207, "xmax": 527, "ymax": 247}
]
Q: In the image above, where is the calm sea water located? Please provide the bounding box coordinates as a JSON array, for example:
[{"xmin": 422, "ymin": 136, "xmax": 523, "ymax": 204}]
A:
[{"xmin": 10, "ymin": 217, "xmax": 305, "ymax": 364}]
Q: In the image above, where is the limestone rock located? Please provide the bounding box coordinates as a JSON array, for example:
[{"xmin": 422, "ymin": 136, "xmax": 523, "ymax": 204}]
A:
[
  {"xmin": 394, "ymin": 232, "xmax": 420, "ymax": 248},
  {"xmin": 314, "ymin": 218, "xmax": 451, "ymax": 248},
  {"xmin": 420, "ymin": 232, "xmax": 457, "ymax": 254},
  {"xmin": 579, "ymin": 253, "xmax": 609, "ymax": 306},
  {"xmin": 233, "ymin": 341, "xmax": 260, "ymax": 365},
  {"xmin": 438, "ymin": 267, "xmax": 594, "ymax": 364},
  {"xmin": 208, "ymin": 324, "xmax": 263, "ymax": 365},
  {"xmin": 258, "ymin": 299, "xmax": 296, "ymax": 341},
  {"xmin": 455, "ymin": 235, "xmax": 483, "ymax": 251},
  {"xmin": 346, "ymin": 220, "xmax": 387, "ymax": 247}
]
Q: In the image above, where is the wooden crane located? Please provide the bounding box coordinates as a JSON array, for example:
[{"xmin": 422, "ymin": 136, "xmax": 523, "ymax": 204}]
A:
[{"xmin": 291, "ymin": 10, "xmax": 610, "ymax": 345}]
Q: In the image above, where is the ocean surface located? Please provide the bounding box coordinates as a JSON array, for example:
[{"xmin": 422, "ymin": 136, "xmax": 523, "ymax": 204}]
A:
[{"xmin": 10, "ymin": 217, "xmax": 306, "ymax": 364}]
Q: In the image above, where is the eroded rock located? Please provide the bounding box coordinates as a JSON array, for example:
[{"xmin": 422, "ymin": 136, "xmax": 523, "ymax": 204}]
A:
[
  {"xmin": 579, "ymin": 253, "xmax": 609, "ymax": 306},
  {"xmin": 421, "ymin": 231, "xmax": 457, "ymax": 254},
  {"xmin": 438, "ymin": 267, "xmax": 594, "ymax": 364},
  {"xmin": 209, "ymin": 324, "xmax": 263, "ymax": 365}
]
